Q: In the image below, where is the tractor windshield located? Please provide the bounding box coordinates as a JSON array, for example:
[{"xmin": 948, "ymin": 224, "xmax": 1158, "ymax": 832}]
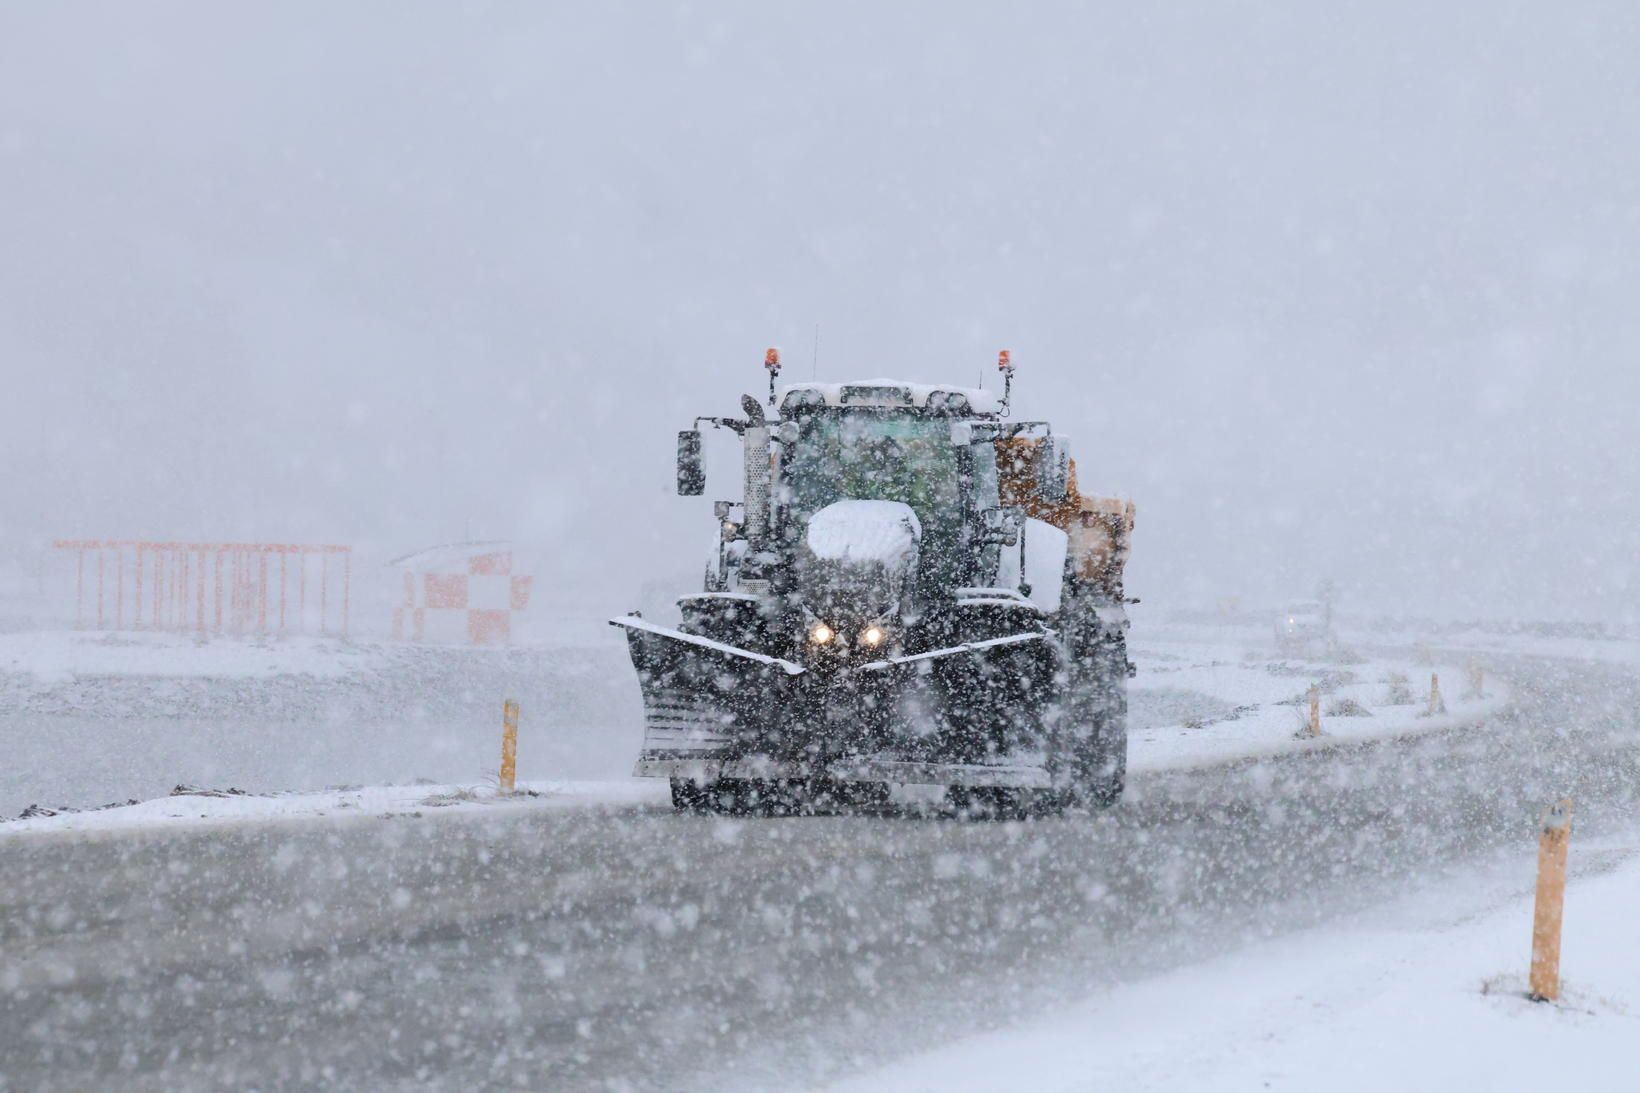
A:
[{"xmin": 784, "ymin": 411, "xmax": 960, "ymax": 526}]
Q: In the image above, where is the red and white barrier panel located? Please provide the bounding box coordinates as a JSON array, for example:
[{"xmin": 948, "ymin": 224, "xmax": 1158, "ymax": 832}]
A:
[
  {"xmin": 391, "ymin": 543, "xmax": 533, "ymax": 646},
  {"xmin": 53, "ymin": 540, "xmax": 351, "ymax": 637}
]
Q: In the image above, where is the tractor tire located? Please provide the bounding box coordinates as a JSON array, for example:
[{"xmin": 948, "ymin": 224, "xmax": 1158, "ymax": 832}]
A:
[
  {"xmin": 670, "ymin": 778, "xmax": 709, "ymax": 813},
  {"xmin": 1080, "ymin": 720, "xmax": 1127, "ymax": 809},
  {"xmin": 837, "ymin": 780, "xmax": 891, "ymax": 812},
  {"xmin": 1073, "ymin": 647, "xmax": 1129, "ymax": 809},
  {"xmin": 702, "ymin": 778, "xmax": 803, "ymax": 816},
  {"xmin": 948, "ymin": 785, "xmax": 1032, "ymax": 821},
  {"xmin": 703, "ymin": 778, "xmax": 752, "ymax": 815},
  {"xmin": 1086, "ymin": 766, "xmax": 1125, "ymax": 809},
  {"xmin": 743, "ymin": 779, "xmax": 803, "ymax": 816}
]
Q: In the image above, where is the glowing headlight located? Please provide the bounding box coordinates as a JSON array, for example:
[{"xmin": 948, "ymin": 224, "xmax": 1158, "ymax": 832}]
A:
[
  {"xmin": 809, "ymin": 622, "xmax": 835, "ymax": 645},
  {"xmin": 861, "ymin": 625, "xmax": 886, "ymax": 647}
]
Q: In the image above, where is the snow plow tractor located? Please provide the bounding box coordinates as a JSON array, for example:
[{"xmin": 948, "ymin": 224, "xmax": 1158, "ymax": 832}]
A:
[{"xmin": 611, "ymin": 351, "xmax": 1136, "ymax": 816}]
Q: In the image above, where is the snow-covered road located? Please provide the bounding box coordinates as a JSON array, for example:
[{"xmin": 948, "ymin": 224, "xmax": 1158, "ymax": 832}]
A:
[
  {"xmin": 832, "ymin": 831, "xmax": 1640, "ymax": 1093},
  {"xmin": 1, "ymin": 657, "xmax": 1632, "ymax": 1091}
]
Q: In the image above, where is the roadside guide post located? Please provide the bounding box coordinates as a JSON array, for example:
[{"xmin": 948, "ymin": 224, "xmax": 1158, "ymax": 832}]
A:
[
  {"xmin": 500, "ymin": 698, "xmax": 519, "ymax": 795},
  {"xmin": 1529, "ymin": 798, "xmax": 1573, "ymax": 1002},
  {"xmin": 1426, "ymin": 672, "xmax": 1446, "ymax": 716}
]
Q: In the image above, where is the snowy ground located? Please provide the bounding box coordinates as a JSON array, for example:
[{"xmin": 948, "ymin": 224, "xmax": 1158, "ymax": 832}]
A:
[
  {"xmin": 0, "ymin": 627, "xmax": 639, "ymax": 816},
  {"xmin": 0, "ymin": 779, "xmax": 669, "ymax": 837},
  {"xmin": 0, "ymin": 622, "xmax": 1506, "ymax": 831},
  {"xmin": 833, "ymin": 831, "xmax": 1640, "ymax": 1092},
  {"xmin": 0, "ymin": 630, "xmax": 385, "ymax": 680},
  {"xmin": 1127, "ymin": 633, "xmax": 1501, "ymax": 772},
  {"xmin": 1378, "ymin": 626, "xmax": 1640, "ymax": 668},
  {"xmin": 0, "ymin": 640, "xmax": 1627, "ymax": 1090},
  {"xmin": 1168, "ymin": 617, "xmax": 1640, "ymax": 670}
]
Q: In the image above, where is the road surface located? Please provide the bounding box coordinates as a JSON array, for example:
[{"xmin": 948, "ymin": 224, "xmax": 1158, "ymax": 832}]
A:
[{"xmin": 2, "ymin": 658, "xmax": 1635, "ymax": 1091}]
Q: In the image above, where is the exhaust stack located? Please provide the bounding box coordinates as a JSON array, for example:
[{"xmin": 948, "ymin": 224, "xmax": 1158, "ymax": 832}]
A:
[{"xmin": 740, "ymin": 394, "xmax": 770, "ymax": 545}]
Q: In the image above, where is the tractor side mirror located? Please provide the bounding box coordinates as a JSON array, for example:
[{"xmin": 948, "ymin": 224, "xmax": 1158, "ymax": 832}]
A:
[
  {"xmin": 1036, "ymin": 435, "xmax": 1070, "ymax": 499},
  {"xmin": 677, "ymin": 430, "xmax": 705, "ymax": 495}
]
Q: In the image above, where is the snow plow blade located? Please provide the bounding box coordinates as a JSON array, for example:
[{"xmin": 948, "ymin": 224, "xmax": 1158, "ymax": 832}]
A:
[
  {"xmin": 613, "ymin": 615, "xmax": 1072, "ymax": 789},
  {"xmin": 610, "ymin": 615, "xmax": 805, "ymax": 767}
]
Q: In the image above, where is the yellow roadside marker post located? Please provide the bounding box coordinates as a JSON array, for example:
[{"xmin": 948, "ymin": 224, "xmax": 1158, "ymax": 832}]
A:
[
  {"xmin": 1307, "ymin": 685, "xmax": 1322, "ymax": 737},
  {"xmin": 1529, "ymin": 798, "xmax": 1573, "ymax": 1002},
  {"xmin": 1426, "ymin": 672, "xmax": 1446, "ymax": 716},
  {"xmin": 500, "ymin": 699, "xmax": 519, "ymax": 795}
]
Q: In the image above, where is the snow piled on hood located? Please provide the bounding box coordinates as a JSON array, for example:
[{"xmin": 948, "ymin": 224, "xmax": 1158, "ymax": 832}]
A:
[{"xmin": 805, "ymin": 500, "xmax": 921, "ymax": 565}]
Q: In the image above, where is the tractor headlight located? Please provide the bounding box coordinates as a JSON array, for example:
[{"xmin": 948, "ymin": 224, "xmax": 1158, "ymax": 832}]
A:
[
  {"xmin": 860, "ymin": 624, "xmax": 887, "ymax": 648},
  {"xmin": 809, "ymin": 622, "xmax": 835, "ymax": 645}
]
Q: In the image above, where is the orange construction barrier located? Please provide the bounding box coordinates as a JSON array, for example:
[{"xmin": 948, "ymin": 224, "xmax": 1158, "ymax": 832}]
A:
[{"xmin": 53, "ymin": 540, "xmax": 351, "ymax": 637}]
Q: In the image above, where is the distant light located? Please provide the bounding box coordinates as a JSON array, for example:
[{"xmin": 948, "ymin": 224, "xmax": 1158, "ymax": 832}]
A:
[
  {"xmin": 810, "ymin": 622, "xmax": 834, "ymax": 644},
  {"xmin": 861, "ymin": 625, "xmax": 885, "ymax": 647}
]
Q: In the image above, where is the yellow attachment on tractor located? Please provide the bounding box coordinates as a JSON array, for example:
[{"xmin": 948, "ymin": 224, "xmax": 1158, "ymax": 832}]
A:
[{"xmin": 995, "ymin": 437, "xmax": 1136, "ymax": 602}]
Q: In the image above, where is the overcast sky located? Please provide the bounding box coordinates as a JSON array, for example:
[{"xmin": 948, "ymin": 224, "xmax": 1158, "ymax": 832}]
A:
[{"xmin": 2, "ymin": 1, "xmax": 1637, "ymax": 624}]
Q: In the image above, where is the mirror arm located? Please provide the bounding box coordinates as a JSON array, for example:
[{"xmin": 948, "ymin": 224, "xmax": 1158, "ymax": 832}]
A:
[
  {"xmin": 694, "ymin": 416, "xmax": 746, "ymax": 436},
  {"xmin": 992, "ymin": 421, "xmax": 1051, "ymax": 439}
]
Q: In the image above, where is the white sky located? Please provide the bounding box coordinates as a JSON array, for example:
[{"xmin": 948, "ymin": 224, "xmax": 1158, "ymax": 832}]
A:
[{"xmin": 2, "ymin": 2, "xmax": 1636, "ymax": 622}]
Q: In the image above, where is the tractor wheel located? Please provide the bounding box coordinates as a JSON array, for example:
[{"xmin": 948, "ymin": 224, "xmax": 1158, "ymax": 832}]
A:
[
  {"xmin": 839, "ymin": 781, "xmax": 891, "ymax": 812},
  {"xmin": 1086, "ymin": 766, "xmax": 1125, "ymax": 809},
  {"xmin": 703, "ymin": 778, "xmax": 751, "ymax": 815},
  {"xmin": 741, "ymin": 779, "xmax": 800, "ymax": 816},
  {"xmin": 701, "ymin": 778, "xmax": 800, "ymax": 816},
  {"xmin": 985, "ymin": 788, "xmax": 1033, "ymax": 821},
  {"xmin": 1069, "ymin": 740, "xmax": 1126, "ymax": 809},
  {"xmin": 669, "ymin": 778, "xmax": 746, "ymax": 815},
  {"xmin": 948, "ymin": 785, "xmax": 1031, "ymax": 821},
  {"xmin": 1084, "ymin": 721, "xmax": 1128, "ymax": 808},
  {"xmin": 1026, "ymin": 789, "xmax": 1071, "ymax": 818},
  {"xmin": 812, "ymin": 780, "xmax": 889, "ymax": 814},
  {"xmin": 669, "ymin": 778, "xmax": 709, "ymax": 813},
  {"xmin": 1071, "ymin": 676, "xmax": 1128, "ymax": 810}
]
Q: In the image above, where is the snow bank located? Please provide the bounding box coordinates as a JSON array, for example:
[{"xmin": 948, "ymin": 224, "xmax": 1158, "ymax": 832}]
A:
[
  {"xmin": 2, "ymin": 632, "xmax": 1508, "ymax": 838},
  {"xmin": 831, "ymin": 837, "xmax": 1640, "ymax": 1092},
  {"xmin": 0, "ymin": 779, "xmax": 666, "ymax": 839},
  {"xmin": 0, "ymin": 630, "xmax": 383, "ymax": 681},
  {"xmin": 1378, "ymin": 626, "xmax": 1640, "ymax": 667},
  {"xmin": 1128, "ymin": 636, "xmax": 1508, "ymax": 772}
]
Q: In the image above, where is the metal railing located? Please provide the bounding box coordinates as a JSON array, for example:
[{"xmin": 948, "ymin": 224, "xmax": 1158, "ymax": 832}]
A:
[{"xmin": 53, "ymin": 540, "xmax": 351, "ymax": 636}]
